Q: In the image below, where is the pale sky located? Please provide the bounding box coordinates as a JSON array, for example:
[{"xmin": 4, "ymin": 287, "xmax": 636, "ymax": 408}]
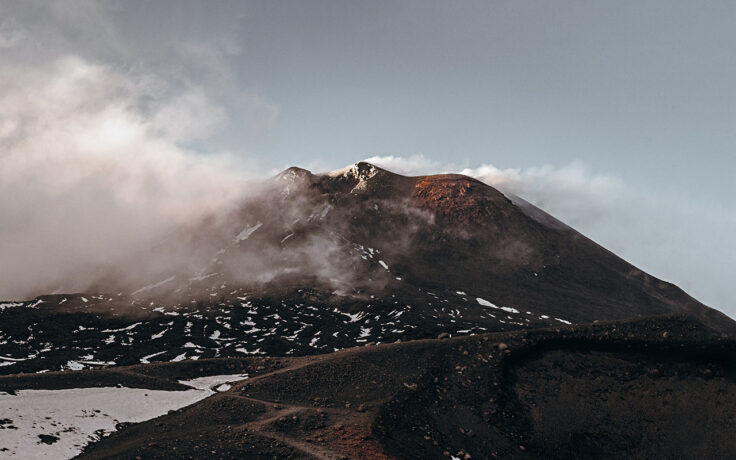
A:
[{"xmin": 0, "ymin": 1, "xmax": 734, "ymax": 315}]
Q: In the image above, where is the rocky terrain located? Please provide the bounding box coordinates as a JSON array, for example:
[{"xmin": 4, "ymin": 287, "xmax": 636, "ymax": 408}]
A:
[{"xmin": 0, "ymin": 315, "xmax": 734, "ymax": 459}]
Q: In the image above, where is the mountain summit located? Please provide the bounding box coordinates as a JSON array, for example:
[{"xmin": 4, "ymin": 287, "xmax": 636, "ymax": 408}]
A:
[
  {"xmin": 268, "ymin": 162, "xmax": 733, "ymax": 331},
  {"xmin": 1, "ymin": 162, "xmax": 733, "ymax": 375}
]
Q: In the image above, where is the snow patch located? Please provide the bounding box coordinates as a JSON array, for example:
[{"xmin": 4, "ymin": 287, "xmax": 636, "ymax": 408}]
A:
[
  {"xmin": 189, "ymin": 272, "xmax": 218, "ymax": 282},
  {"xmin": 234, "ymin": 222, "xmax": 262, "ymax": 242},
  {"xmin": 64, "ymin": 361, "xmax": 84, "ymax": 371},
  {"xmin": 151, "ymin": 329, "xmax": 168, "ymax": 340},
  {"xmin": 131, "ymin": 276, "xmax": 175, "ymax": 296},
  {"xmin": 0, "ymin": 374, "xmax": 248, "ymax": 459},
  {"xmin": 0, "ymin": 302, "xmax": 23, "ymax": 311},
  {"xmin": 139, "ymin": 351, "xmax": 166, "ymax": 364},
  {"xmin": 476, "ymin": 297, "xmax": 520, "ymax": 314},
  {"xmin": 178, "ymin": 374, "xmax": 248, "ymax": 391},
  {"xmin": 101, "ymin": 322, "xmax": 141, "ymax": 333}
]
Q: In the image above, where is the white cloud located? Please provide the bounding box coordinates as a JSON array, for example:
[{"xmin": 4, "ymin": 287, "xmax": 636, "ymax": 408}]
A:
[
  {"xmin": 0, "ymin": 42, "xmax": 259, "ymax": 300},
  {"xmin": 0, "ymin": 3, "xmax": 282, "ymax": 300},
  {"xmin": 0, "ymin": 54, "xmax": 250, "ymax": 299},
  {"xmin": 367, "ymin": 155, "xmax": 736, "ymax": 316},
  {"xmin": 363, "ymin": 154, "xmax": 446, "ymax": 176},
  {"xmin": 150, "ymin": 87, "xmax": 227, "ymax": 143}
]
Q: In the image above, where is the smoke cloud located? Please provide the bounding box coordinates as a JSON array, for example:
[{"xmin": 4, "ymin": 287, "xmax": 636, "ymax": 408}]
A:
[
  {"xmin": 0, "ymin": 2, "xmax": 271, "ymax": 300},
  {"xmin": 366, "ymin": 155, "xmax": 736, "ymax": 316},
  {"xmin": 0, "ymin": 54, "xmax": 256, "ymax": 299},
  {"xmin": 0, "ymin": 4, "xmax": 416, "ymax": 302}
]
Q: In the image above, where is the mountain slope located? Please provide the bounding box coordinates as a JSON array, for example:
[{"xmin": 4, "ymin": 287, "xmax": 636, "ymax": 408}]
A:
[
  {"xmin": 221, "ymin": 162, "xmax": 732, "ymax": 331},
  {"xmin": 2, "ymin": 316, "xmax": 729, "ymax": 459},
  {"xmin": 0, "ymin": 162, "xmax": 733, "ymax": 376}
]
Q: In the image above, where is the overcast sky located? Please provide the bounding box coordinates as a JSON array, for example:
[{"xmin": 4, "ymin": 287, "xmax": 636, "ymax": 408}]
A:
[{"xmin": 0, "ymin": 1, "xmax": 734, "ymax": 315}]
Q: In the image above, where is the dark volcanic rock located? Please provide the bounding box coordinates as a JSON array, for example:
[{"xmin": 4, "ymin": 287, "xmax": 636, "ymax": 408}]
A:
[{"xmin": 29, "ymin": 316, "xmax": 728, "ymax": 459}]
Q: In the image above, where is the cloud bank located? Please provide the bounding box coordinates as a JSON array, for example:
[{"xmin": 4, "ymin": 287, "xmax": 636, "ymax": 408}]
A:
[
  {"xmin": 0, "ymin": 3, "xmax": 268, "ymax": 299},
  {"xmin": 367, "ymin": 155, "xmax": 736, "ymax": 316}
]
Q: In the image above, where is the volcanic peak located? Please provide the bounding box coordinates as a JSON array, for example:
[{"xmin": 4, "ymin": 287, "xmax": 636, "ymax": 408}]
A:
[
  {"xmin": 325, "ymin": 161, "xmax": 380, "ymax": 179},
  {"xmin": 276, "ymin": 166, "xmax": 313, "ymax": 183}
]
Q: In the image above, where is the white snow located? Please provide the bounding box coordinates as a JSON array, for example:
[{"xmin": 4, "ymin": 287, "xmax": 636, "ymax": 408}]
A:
[
  {"xmin": 234, "ymin": 222, "xmax": 262, "ymax": 242},
  {"xmin": 189, "ymin": 272, "xmax": 218, "ymax": 282},
  {"xmin": 79, "ymin": 360, "xmax": 115, "ymax": 367},
  {"xmin": 335, "ymin": 309, "xmax": 364, "ymax": 323},
  {"xmin": 0, "ymin": 374, "xmax": 248, "ymax": 459},
  {"xmin": 64, "ymin": 361, "xmax": 84, "ymax": 371},
  {"xmin": 235, "ymin": 347, "xmax": 262, "ymax": 355},
  {"xmin": 101, "ymin": 323, "xmax": 141, "ymax": 333},
  {"xmin": 476, "ymin": 297, "xmax": 520, "ymax": 314},
  {"xmin": 178, "ymin": 374, "xmax": 248, "ymax": 391},
  {"xmin": 139, "ymin": 351, "xmax": 166, "ymax": 364},
  {"xmin": 150, "ymin": 329, "xmax": 168, "ymax": 340},
  {"xmin": 0, "ymin": 302, "xmax": 23, "ymax": 311},
  {"xmin": 131, "ymin": 276, "xmax": 175, "ymax": 296}
]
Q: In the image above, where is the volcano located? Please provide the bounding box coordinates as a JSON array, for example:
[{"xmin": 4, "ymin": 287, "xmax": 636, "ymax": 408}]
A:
[
  {"xmin": 1, "ymin": 163, "xmax": 735, "ymax": 459},
  {"xmin": 1, "ymin": 162, "xmax": 733, "ymax": 373}
]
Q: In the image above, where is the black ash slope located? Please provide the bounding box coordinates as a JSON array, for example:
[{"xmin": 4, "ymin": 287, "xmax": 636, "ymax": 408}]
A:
[{"xmin": 7, "ymin": 316, "xmax": 725, "ymax": 459}]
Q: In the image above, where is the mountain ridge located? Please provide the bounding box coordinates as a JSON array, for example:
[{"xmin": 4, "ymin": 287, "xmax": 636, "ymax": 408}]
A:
[{"xmin": 0, "ymin": 162, "xmax": 733, "ymax": 377}]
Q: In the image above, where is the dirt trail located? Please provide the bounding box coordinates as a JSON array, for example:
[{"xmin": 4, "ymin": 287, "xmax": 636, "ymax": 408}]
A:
[
  {"xmin": 222, "ymin": 382, "xmax": 370, "ymax": 459},
  {"xmin": 213, "ymin": 349, "xmax": 394, "ymax": 460},
  {"xmin": 232, "ymin": 399, "xmax": 339, "ymax": 460},
  {"xmin": 251, "ymin": 429, "xmax": 339, "ymax": 460}
]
